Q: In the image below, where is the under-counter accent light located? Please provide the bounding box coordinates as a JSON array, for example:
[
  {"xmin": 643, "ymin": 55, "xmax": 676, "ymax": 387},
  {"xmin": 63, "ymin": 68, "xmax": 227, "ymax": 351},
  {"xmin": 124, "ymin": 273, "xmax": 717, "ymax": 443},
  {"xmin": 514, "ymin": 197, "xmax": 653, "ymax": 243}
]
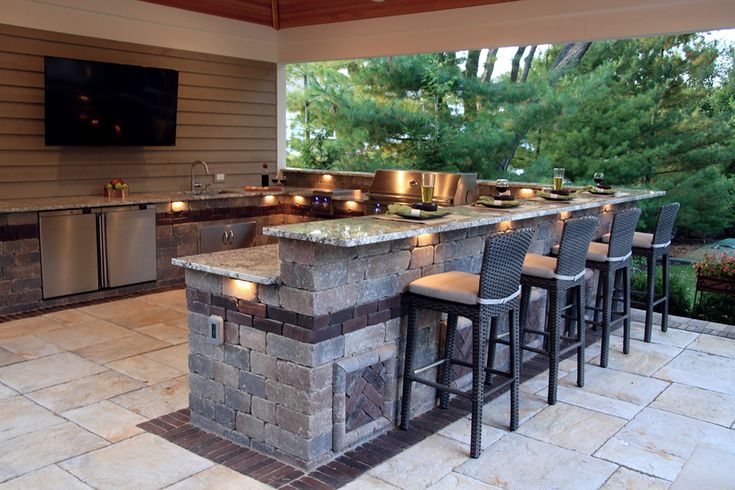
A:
[
  {"xmin": 416, "ymin": 233, "xmax": 436, "ymax": 246},
  {"xmin": 559, "ymin": 211, "xmax": 571, "ymax": 220},
  {"xmin": 322, "ymin": 174, "xmax": 334, "ymax": 182},
  {"xmin": 225, "ymin": 279, "xmax": 257, "ymax": 301},
  {"xmin": 603, "ymin": 204, "xmax": 613, "ymax": 213},
  {"xmin": 518, "ymin": 188, "xmax": 535, "ymax": 198},
  {"xmin": 264, "ymin": 195, "xmax": 276, "ymax": 203},
  {"xmin": 171, "ymin": 201, "xmax": 187, "ymax": 212},
  {"xmin": 499, "ymin": 220, "xmax": 512, "ymax": 231}
]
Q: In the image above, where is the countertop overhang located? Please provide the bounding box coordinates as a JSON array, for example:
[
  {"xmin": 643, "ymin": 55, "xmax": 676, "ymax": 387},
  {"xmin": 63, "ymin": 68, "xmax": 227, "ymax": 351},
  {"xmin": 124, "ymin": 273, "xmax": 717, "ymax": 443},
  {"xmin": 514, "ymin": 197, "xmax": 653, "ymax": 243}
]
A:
[{"xmin": 263, "ymin": 189, "xmax": 665, "ymax": 247}]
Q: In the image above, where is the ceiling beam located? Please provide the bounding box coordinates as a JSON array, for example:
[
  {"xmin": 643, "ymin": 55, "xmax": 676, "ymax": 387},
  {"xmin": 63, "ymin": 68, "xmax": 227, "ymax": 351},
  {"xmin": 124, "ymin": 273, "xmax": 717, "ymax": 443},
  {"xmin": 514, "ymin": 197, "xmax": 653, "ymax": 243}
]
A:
[{"xmin": 271, "ymin": 0, "xmax": 279, "ymax": 30}]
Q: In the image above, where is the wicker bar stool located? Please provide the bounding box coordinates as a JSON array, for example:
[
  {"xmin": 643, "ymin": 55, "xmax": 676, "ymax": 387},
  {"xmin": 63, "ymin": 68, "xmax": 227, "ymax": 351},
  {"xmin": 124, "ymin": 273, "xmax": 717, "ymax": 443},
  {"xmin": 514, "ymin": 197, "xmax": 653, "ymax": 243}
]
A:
[
  {"xmin": 400, "ymin": 228, "xmax": 534, "ymax": 458},
  {"xmin": 519, "ymin": 216, "xmax": 598, "ymax": 405},
  {"xmin": 563, "ymin": 208, "xmax": 641, "ymax": 368},
  {"xmin": 601, "ymin": 203, "xmax": 680, "ymax": 343}
]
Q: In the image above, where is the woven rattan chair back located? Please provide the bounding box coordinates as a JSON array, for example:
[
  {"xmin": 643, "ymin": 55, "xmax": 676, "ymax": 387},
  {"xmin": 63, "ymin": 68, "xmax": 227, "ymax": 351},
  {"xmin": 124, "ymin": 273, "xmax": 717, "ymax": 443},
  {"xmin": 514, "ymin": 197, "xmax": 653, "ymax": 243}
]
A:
[
  {"xmin": 478, "ymin": 228, "xmax": 535, "ymax": 301},
  {"xmin": 607, "ymin": 208, "xmax": 642, "ymax": 259},
  {"xmin": 555, "ymin": 216, "xmax": 598, "ymax": 278},
  {"xmin": 652, "ymin": 202, "xmax": 680, "ymax": 246}
]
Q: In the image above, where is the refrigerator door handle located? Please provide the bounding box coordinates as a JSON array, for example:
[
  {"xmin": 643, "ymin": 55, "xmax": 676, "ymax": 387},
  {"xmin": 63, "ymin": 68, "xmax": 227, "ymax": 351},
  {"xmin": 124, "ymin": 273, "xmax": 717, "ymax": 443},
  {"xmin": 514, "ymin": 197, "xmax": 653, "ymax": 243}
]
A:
[{"xmin": 97, "ymin": 212, "xmax": 108, "ymax": 289}]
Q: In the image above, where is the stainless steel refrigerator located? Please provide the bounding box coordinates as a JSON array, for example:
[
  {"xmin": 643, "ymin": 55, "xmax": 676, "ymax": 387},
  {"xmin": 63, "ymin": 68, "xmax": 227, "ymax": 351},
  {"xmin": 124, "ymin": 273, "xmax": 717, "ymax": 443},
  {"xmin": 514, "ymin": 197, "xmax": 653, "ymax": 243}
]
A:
[{"xmin": 40, "ymin": 205, "xmax": 157, "ymax": 299}]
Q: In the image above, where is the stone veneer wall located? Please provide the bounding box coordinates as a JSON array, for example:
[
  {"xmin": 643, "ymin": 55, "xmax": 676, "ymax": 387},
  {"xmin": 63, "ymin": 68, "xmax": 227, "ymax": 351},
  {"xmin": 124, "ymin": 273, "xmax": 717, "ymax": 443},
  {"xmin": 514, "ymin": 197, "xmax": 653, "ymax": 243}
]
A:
[{"xmin": 184, "ymin": 204, "xmax": 627, "ymax": 470}]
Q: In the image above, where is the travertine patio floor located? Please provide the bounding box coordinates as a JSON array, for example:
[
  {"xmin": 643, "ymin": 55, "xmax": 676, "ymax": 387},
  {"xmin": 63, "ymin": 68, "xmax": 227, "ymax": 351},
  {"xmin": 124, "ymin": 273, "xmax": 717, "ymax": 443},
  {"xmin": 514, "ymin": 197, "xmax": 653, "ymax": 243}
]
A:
[{"xmin": 1, "ymin": 289, "xmax": 734, "ymax": 489}]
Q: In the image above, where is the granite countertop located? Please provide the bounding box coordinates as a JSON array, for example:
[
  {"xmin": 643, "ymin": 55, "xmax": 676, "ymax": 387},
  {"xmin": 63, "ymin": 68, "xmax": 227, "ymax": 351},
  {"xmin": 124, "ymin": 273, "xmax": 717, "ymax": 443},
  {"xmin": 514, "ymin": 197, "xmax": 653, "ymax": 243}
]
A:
[
  {"xmin": 264, "ymin": 189, "xmax": 666, "ymax": 247},
  {"xmin": 0, "ymin": 188, "xmax": 315, "ymax": 214},
  {"xmin": 172, "ymin": 244, "xmax": 279, "ymax": 285}
]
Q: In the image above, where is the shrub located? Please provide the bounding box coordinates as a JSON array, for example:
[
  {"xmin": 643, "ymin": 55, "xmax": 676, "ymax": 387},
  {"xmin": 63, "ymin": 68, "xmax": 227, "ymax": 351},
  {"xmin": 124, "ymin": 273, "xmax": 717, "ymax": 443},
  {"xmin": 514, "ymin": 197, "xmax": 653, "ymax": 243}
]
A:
[{"xmin": 631, "ymin": 267, "xmax": 692, "ymax": 318}]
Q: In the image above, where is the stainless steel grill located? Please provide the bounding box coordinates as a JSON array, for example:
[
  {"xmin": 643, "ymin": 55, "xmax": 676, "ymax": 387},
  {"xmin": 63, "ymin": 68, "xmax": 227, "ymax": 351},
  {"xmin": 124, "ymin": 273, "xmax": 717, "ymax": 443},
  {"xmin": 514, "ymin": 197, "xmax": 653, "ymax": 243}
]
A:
[{"xmin": 367, "ymin": 169, "xmax": 478, "ymax": 208}]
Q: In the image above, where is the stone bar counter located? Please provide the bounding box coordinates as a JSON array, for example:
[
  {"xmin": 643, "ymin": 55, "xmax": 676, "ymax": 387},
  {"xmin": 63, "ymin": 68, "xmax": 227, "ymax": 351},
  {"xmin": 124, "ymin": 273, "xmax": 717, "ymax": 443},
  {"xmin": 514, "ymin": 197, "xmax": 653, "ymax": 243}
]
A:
[{"xmin": 173, "ymin": 187, "xmax": 664, "ymax": 470}]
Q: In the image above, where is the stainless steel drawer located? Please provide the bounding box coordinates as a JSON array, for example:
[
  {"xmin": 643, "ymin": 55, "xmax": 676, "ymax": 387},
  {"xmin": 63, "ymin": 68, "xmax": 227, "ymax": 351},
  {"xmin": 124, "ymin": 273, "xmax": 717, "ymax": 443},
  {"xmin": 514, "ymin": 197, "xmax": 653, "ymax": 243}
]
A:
[{"xmin": 199, "ymin": 222, "xmax": 255, "ymax": 253}]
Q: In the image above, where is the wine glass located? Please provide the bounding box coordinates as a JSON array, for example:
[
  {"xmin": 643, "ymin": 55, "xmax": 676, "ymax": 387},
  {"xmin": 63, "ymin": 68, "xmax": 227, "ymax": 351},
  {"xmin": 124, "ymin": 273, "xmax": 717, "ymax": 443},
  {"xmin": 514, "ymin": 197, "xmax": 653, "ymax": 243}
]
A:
[
  {"xmin": 593, "ymin": 172, "xmax": 605, "ymax": 187},
  {"xmin": 496, "ymin": 179, "xmax": 509, "ymax": 195}
]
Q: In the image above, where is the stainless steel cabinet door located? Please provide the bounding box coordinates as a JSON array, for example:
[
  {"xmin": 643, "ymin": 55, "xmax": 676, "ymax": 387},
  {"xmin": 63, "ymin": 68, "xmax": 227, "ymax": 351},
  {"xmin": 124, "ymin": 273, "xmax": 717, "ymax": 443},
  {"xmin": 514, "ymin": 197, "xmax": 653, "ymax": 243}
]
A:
[
  {"xmin": 40, "ymin": 210, "xmax": 99, "ymax": 299},
  {"xmin": 103, "ymin": 206, "xmax": 157, "ymax": 288}
]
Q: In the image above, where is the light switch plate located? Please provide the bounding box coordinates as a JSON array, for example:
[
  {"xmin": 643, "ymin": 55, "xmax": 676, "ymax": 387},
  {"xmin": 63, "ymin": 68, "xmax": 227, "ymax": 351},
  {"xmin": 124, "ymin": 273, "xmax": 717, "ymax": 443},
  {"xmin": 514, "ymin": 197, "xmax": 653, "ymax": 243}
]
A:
[
  {"xmin": 215, "ymin": 173, "xmax": 225, "ymax": 182},
  {"xmin": 208, "ymin": 314, "xmax": 224, "ymax": 344}
]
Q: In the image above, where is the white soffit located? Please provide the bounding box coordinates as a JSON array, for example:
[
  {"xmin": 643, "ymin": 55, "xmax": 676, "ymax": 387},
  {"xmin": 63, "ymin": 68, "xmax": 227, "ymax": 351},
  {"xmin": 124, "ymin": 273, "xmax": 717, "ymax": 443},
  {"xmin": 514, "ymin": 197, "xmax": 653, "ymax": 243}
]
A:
[
  {"xmin": 277, "ymin": 0, "xmax": 735, "ymax": 62},
  {"xmin": 2, "ymin": 0, "xmax": 278, "ymax": 62}
]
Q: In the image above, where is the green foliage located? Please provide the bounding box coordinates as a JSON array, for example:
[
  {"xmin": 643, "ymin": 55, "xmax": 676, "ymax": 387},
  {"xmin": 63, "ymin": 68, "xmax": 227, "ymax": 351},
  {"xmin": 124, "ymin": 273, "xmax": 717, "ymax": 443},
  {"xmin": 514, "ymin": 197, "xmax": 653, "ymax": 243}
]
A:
[
  {"xmin": 631, "ymin": 261, "xmax": 694, "ymax": 318},
  {"xmin": 287, "ymin": 33, "xmax": 735, "ymax": 237},
  {"xmin": 695, "ymin": 293, "xmax": 735, "ymax": 324}
]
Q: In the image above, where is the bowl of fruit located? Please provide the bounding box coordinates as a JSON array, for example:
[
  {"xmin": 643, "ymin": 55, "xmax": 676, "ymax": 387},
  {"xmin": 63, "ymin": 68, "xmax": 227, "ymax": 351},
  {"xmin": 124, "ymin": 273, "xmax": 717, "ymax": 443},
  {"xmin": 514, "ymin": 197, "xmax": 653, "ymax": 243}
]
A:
[{"xmin": 104, "ymin": 179, "xmax": 129, "ymax": 198}]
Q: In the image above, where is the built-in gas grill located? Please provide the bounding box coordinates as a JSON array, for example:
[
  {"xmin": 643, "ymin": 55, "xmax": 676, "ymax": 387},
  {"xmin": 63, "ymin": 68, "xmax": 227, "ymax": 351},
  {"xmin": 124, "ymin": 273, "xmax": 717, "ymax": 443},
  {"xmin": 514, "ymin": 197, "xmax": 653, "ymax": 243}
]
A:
[{"xmin": 366, "ymin": 169, "xmax": 478, "ymax": 214}]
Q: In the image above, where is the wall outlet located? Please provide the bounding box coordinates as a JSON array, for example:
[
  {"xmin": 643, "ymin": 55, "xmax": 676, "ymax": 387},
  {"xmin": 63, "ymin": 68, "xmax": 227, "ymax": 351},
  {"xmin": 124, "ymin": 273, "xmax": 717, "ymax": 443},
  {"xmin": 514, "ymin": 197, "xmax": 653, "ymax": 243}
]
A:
[
  {"xmin": 215, "ymin": 173, "xmax": 225, "ymax": 182},
  {"xmin": 208, "ymin": 314, "xmax": 224, "ymax": 345}
]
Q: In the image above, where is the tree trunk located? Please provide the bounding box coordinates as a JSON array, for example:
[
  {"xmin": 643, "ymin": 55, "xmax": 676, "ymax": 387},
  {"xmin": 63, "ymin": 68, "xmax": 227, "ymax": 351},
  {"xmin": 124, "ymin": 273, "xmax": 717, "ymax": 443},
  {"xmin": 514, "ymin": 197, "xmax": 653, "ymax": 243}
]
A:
[
  {"xmin": 463, "ymin": 50, "xmax": 482, "ymax": 115},
  {"xmin": 509, "ymin": 46, "xmax": 526, "ymax": 83},
  {"xmin": 482, "ymin": 48, "xmax": 500, "ymax": 82},
  {"xmin": 520, "ymin": 45, "xmax": 537, "ymax": 83}
]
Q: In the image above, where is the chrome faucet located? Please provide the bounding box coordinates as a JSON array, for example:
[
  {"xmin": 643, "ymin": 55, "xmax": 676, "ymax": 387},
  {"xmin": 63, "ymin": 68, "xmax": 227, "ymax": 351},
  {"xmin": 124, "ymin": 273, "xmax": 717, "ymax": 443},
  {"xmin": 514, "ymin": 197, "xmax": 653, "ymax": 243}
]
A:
[{"xmin": 191, "ymin": 160, "xmax": 210, "ymax": 193}]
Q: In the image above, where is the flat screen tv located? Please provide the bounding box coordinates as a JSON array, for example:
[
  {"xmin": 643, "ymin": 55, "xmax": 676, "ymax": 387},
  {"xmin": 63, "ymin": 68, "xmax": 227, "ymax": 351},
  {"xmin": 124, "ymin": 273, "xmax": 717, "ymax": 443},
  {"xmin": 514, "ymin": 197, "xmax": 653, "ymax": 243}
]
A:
[{"xmin": 44, "ymin": 56, "xmax": 179, "ymax": 146}]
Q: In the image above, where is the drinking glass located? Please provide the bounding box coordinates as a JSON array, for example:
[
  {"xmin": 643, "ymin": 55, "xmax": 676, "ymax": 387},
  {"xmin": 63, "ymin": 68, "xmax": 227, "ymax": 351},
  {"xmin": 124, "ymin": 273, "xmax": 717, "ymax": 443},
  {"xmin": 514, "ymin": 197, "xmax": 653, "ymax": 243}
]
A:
[
  {"xmin": 593, "ymin": 172, "xmax": 605, "ymax": 186},
  {"xmin": 553, "ymin": 168, "xmax": 565, "ymax": 192},
  {"xmin": 496, "ymin": 179, "xmax": 509, "ymax": 194},
  {"xmin": 421, "ymin": 173, "xmax": 436, "ymax": 204}
]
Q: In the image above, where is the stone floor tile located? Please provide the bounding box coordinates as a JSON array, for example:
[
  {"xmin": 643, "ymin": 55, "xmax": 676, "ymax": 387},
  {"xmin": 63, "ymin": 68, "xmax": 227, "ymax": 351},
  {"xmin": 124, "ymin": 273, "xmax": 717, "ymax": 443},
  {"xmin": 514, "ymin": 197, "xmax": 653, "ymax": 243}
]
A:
[
  {"xmin": 0, "ymin": 316, "xmax": 63, "ymax": 341},
  {"xmin": 36, "ymin": 320, "xmax": 133, "ymax": 351},
  {"xmin": 78, "ymin": 297, "xmax": 151, "ymax": 319},
  {"xmin": 0, "ymin": 352, "xmax": 106, "ymax": 393},
  {"xmin": 426, "ymin": 472, "xmax": 502, "ymax": 489},
  {"xmin": 438, "ymin": 417, "xmax": 506, "ymax": 450},
  {"xmin": 600, "ymin": 467, "xmax": 669, "ymax": 490},
  {"xmin": 654, "ymin": 349, "xmax": 735, "ymax": 396},
  {"xmin": 74, "ymin": 332, "xmax": 169, "ymax": 364},
  {"xmin": 670, "ymin": 445, "xmax": 735, "ymax": 490},
  {"xmin": 137, "ymin": 323, "xmax": 189, "ymax": 345},
  {"xmin": 520, "ymin": 368, "xmax": 569, "ymax": 394},
  {"xmin": 60, "ymin": 433, "xmax": 212, "ymax": 490},
  {"xmin": 482, "ymin": 392, "xmax": 547, "ymax": 430},
  {"xmin": 106, "ymin": 355, "xmax": 184, "ymax": 385},
  {"xmin": 0, "ymin": 348, "xmax": 21, "ymax": 368},
  {"xmin": 595, "ymin": 407, "xmax": 735, "ymax": 481},
  {"xmin": 343, "ymin": 475, "xmax": 401, "ymax": 489},
  {"xmin": 167, "ymin": 464, "xmax": 273, "ymax": 489},
  {"xmin": 107, "ymin": 305, "xmax": 187, "ymax": 330},
  {"xmin": 44, "ymin": 308, "xmax": 97, "ymax": 326},
  {"xmin": 144, "ymin": 289, "xmax": 187, "ymax": 310},
  {"xmin": 111, "ymin": 375, "xmax": 189, "ymax": 419},
  {"xmin": 458, "ymin": 433, "xmax": 617, "ymax": 490},
  {"xmin": 143, "ymin": 344, "xmax": 189, "ymax": 372},
  {"xmin": 26, "ymin": 370, "xmax": 143, "ymax": 413},
  {"xmin": 552, "ymin": 385, "xmax": 643, "ymax": 420},
  {"xmin": 561, "ymin": 364, "xmax": 669, "ymax": 406},
  {"xmin": 369, "ymin": 435, "xmax": 470, "ymax": 490},
  {"xmin": 558, "ymin": 342, "xmax": 604, "ymax": 373},
  {"xmin": 589, "ymin": 337, "xmax": 681, "ymax": 376},
  {"xmin": 0, "ymin": 335, "xmax": 64, "ymax": 360},
  {"xmin": 0, "ymin": 383, "xmax": 16, "ymax": 400},
  {"xmin": 63, "ymin": 400, "xmax": 147, "ymax": 443},
  {"xmin": 688, "ymin": 333, "xmax": 735, "ymax": 358},
  {"xmin": 0, "ymin": 395, "xmax": 64, "ymax": 442},
  {"xmin": 517, "ymin": 402, "xmax": 626, "ymax": 454},
  {"xmin": 0, "ymin": 422, "xmax": 107, "ymax": 483},
  {"xmin": 651, "ymin": 383, "xmax": 735, "ymax": 427},
  {"xmin": 0, "ymin": 464, "xmax": 92, "ymax": 489},
  {"xmin": 612, "ymin": 322, "xmax": 699, "ymax": 348}
]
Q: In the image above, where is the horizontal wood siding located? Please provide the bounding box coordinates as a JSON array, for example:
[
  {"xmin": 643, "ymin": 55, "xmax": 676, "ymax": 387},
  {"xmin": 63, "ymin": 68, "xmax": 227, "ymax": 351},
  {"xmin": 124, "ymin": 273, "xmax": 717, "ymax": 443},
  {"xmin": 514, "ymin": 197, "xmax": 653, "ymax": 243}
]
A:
[{"xmin": 0, "ymin": 23, "xmax": 277, "ymax": 199}]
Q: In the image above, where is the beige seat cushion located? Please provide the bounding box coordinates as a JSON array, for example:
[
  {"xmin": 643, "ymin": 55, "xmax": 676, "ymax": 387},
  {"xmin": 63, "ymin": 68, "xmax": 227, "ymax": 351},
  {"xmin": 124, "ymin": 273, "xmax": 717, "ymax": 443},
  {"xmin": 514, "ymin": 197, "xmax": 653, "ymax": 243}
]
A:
[
  {"xmin": 408, "ymin": 270, "xmax": 481, "ymax": 305},
  {"xmin": 551, "ymin": 242, "xmax": 610, "ymax": 262},
  {"xmin": 521, "ymin": 253, "xmax": 558, "ymax": 279},
  {"xmin": 601, "ymin": 232, "xmax": 654, "ymax": 249}
]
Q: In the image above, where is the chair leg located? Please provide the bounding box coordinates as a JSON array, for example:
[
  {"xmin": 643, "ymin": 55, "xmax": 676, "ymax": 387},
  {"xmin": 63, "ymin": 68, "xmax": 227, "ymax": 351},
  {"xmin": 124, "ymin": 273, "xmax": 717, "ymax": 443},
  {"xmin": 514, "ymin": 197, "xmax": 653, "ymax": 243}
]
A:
[
  {"xmin": 485, "ymin": 316, "xmax": 498, "ymax": 386},
  {"xmin": 400, "ymin": 300, "xmax": 420, "ymax": 430},
  {"xmin": 661, "ymin": 252, "xmax": 670, "ymax": 332},
  {"xmin": 509, "ymin": 308, "xmax": 520, "ymax": 431},
  {"xmin": 593, "ymin": 272, "xmax": 603, "ymax": 330},
  {"xmin": 644, "ymin": 255, "xmax": 656, "ymax": 343},
  {"xmin": 623, "ymin": 265, "xmax": 631, "ymax": 355},
  {"xmin": 576, "ymin": 284, "xmax": 585, "ymax": 388},
  {"xmin": 547, "ymin": 288, "xmax": 560, "ymax": 405},
  {"xmin": 519, "ymin": 284, "xmax": 531, "ymax": 334},
  {"xmin": 440, "ymin": 313, "xmax": 458, "ymax": 409},
  {"xmin": 470, "ymin": 311, "xmax": 489, "ymax": 458},
  {"xmin": 600, "ymin": 270, "xmax": 613, "ymax": 368}
]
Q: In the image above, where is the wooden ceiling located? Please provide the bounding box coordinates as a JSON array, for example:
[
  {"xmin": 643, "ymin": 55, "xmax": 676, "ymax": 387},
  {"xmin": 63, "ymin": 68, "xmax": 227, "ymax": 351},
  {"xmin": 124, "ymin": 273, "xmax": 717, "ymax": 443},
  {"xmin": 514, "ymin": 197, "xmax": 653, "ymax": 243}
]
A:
[{"xmin": 143, "ymin": 0, "xmax": 519, "ymax": 29}]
